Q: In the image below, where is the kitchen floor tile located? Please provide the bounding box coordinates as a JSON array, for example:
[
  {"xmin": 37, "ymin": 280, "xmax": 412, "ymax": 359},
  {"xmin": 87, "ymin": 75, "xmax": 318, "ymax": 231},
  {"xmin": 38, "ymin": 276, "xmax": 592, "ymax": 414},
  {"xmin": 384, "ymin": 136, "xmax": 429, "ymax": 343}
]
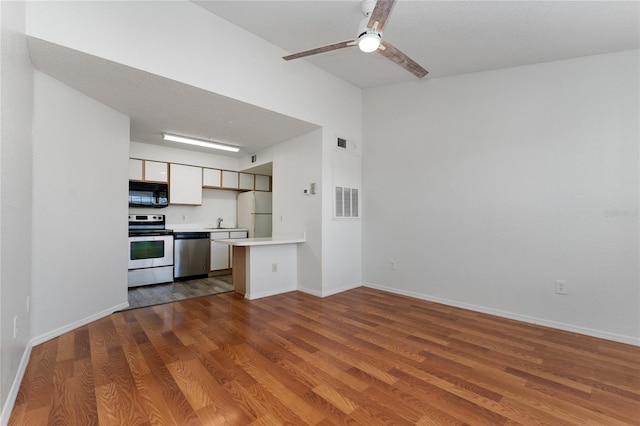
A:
[{"xmin": 123, "ymin": 274, "xmax": 233, "ymax": 310}]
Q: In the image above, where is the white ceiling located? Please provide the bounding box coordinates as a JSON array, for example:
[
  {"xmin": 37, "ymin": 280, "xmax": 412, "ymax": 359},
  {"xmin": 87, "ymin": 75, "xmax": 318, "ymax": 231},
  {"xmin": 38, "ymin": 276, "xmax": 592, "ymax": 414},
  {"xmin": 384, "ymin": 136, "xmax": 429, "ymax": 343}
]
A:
[
  {"xmin": 26, "ymin": 1, "xmax": 639, "ymax": 162},
  {"xmin": 197, "ymin": 0, "xmax": 640, "ymax": 88},
  {"xmin": 27, "ymin": 37, "xmax": 319, "ymax": 158}
]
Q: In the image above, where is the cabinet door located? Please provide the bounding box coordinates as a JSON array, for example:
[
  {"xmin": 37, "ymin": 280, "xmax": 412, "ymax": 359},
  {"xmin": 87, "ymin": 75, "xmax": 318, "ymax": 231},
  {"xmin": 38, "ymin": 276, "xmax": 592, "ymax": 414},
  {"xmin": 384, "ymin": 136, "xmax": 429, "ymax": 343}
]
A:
[
  {"xmin": 239, "ymin": 173, "xmax": 254, "ymax": 190},
  {"xmin": 210, "ymin": 232, "xmax": 230, "ymax": 270},
  {"xmin": 129, "ymin": 159, "xmax": 143, "ymax": 181},
  {"xmin": 144, "ymin": 161, "xmax": 168, "ymax": 183},
  {"xmin": 203, "ymin": 168, "xmax": 222, "ymax": 187},
  {"xmin": 221, "ymin": 171, "xmax": 239, "ymax": 189},
  {"xmin": 255, "ymin": 174, "xmax": 271, "ymax": 191},
  {"xmin": 169, "ymin": 163, "xmax": 202, "ymax": 205}
]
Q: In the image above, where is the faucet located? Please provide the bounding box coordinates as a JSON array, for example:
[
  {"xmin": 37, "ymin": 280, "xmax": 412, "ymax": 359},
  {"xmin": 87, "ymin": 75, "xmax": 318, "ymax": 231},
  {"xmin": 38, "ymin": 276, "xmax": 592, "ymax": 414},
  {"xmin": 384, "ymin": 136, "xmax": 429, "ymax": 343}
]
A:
[{"xmin": 217, "ymin": 217, "xmax": 223, "ymax": 228}]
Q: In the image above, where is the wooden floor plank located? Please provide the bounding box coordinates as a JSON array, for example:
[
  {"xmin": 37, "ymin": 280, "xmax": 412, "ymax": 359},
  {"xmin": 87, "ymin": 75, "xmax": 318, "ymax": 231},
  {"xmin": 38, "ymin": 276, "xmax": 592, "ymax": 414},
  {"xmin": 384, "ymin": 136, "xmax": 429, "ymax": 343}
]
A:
[{"xmin": 9, "ymin": 287, "xmax": 640, "ymax": 425}]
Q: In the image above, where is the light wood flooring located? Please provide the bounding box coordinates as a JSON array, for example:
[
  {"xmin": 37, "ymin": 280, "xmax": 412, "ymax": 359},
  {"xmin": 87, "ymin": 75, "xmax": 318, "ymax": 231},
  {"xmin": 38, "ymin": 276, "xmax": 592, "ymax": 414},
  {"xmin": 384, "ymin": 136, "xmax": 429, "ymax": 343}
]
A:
[
  {"xmin": 10, "ymin": 287, "xmax": 640, "ymax": 425},
  {"xmin": 126, "ymin": 274, "xmax": 233, "ymax": 310}
]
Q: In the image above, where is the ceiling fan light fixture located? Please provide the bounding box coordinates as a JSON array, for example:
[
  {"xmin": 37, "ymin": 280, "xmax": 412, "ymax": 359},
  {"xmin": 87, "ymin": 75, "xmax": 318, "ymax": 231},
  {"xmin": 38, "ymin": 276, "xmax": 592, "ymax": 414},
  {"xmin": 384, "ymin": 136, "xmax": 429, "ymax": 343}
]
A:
[
  {"xmin": 358, "ymin": 32, "xmax": 381, "ymax": 53},
  {"xmin": 162, "ymin": 133, "xmax": 240, "ymax": 153}
]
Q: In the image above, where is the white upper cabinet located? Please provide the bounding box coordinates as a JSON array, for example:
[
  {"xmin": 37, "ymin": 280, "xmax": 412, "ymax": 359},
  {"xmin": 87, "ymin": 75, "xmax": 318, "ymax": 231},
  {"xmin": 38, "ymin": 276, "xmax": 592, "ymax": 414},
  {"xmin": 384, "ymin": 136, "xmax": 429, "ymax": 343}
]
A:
[
  {"xmin": 221, "ymin": 170, "xmax": 239, "ymax": 189},
  {"xmin": 144, "ymin": 160, "xmax": 168, "ymax": 183},
  {"xmin": 131, "ymin": 157, "xmax": 272, "ymax": 194},
  {"xmin": 169, "ymin": 163, "xmax": 202, "ymax": 205},
  {"xmin": 239, "ymin": 173, "xmax": 254, "ymax": 190},
  {"xmin": 129, "ymin": 159, "xmax": 168, "ymax": 183},
  {"xmin": 255, "ymin": 174, "xmax": 271, "ymax": 191},
  {"xmin": 203, "ymin": 168, "xmax": 222, "ymax": 187},
  {"xmin": 129, "ymin": 159, "xmax": 143, "ymax": 181}
]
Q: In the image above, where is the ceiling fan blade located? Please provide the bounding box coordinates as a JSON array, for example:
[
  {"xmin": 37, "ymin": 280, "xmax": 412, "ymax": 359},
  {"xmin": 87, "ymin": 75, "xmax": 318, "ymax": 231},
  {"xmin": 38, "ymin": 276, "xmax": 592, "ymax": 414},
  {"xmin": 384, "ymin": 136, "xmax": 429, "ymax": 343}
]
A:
[
  {"xmin": 378, "ymin": 41, "xmax": 428, "ymax": 79},
  {"xmin": 368, "ymin": 0, "xmax": 395, "ymax": 32},
  {"xmin": 283, "ymin": 40, "xmax": 355, "ymax": 61}
]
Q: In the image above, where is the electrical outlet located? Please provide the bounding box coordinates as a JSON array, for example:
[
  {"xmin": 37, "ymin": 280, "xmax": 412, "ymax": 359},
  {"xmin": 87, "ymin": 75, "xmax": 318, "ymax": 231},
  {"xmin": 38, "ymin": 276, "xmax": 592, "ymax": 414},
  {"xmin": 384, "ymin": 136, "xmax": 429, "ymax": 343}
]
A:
[
  {"xmin": 555, "ymin": 280, "xmax": 567, "ymax": 295},
  {"xmin": 13, "ymin": 316, "xmax": 18, "ymax": 339},
  {"xmin": 272, "ymin": 263, "xmax": 278, "ymax": 272},
  {"xmin": 389, "ymin": 260, "xmax": 397, "ymax": 270}
]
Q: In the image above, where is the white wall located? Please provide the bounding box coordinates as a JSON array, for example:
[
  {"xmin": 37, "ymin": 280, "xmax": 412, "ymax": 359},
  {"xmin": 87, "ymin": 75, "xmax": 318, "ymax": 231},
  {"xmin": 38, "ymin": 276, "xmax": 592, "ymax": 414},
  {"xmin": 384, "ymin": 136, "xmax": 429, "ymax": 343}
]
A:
[
  {"xmin": 270, "ymin": 129, "xmax": 324, "ymax": 295},
  {"xmin": 245, "ymin": 244, "xmax": 298, "ymax": 300},
  {"xmin": 362, "ymin": 50, "xmax": 640, "ymax": 344},
  {"xmin": 322, "ymin": 134, "xmax": 363, "ymax": 296},
  {"xmin": 129, "ymin": 189, "xmax": 239, "ymax": 229},
  {"xmin": 130, "ymin": 140, "xmax": 239, "ymax": 171},
  {"xmin": 31, "ymin": 71, "xmax": 130, "ymax": 342},
  {"xmin": 0, "ymin": 1, "xmax": 33, "ymax": 420},
  {"xmin": 25, "ymin": 1, "xmax": 363, "ymax": 297},
  {"xmin": 25, "ymin": 1, "xmax": 361, "ymax": 139}
]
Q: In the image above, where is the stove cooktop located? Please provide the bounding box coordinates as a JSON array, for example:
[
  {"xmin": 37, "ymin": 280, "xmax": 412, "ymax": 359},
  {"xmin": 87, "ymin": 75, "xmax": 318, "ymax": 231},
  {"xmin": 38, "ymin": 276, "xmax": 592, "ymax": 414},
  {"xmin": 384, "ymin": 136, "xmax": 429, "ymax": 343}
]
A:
[
  {"xmin": 128, "ymin": 214, "xmax": 172, "ymax": 237},
  {"xmin": 128, "ymin": 228, "xmax": 173, "ymax": 237}
]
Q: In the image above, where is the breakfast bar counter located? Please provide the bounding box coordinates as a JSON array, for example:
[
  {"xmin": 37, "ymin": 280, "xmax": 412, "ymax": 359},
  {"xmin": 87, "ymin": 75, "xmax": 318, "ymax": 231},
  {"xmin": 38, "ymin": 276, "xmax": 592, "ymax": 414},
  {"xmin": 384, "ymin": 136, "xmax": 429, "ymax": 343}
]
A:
[{"xmin": 216, "ymin": 233, "xmax": 306, "ymax": 299}]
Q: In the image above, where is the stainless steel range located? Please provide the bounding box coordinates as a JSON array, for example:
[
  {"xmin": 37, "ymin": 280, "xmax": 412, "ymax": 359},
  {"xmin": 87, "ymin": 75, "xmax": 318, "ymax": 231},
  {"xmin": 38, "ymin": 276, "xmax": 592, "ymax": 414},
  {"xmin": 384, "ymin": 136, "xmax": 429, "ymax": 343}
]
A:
[{"xmin": 128, "ymin": 214, "xmax": 174, "ymax": 287}]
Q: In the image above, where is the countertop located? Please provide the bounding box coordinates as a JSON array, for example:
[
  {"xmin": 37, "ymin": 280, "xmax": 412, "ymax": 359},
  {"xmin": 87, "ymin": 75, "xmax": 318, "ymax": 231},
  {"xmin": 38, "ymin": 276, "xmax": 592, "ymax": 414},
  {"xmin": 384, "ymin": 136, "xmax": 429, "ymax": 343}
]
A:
[
  {"xmin": 168, "ymin": 226, "xmax": 248, "ymax": 233},
  {"xmin": 216, "ymin": 233, "xmax": 306, "ymax": 246}
]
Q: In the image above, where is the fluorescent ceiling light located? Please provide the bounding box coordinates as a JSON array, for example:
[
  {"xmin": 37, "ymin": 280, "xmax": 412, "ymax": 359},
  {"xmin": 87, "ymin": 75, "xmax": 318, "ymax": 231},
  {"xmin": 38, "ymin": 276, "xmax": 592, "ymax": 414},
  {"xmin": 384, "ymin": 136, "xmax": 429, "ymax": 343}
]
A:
[{"xmin": 162, "ymin": 133, "xmax": 240, "ymax": 153}]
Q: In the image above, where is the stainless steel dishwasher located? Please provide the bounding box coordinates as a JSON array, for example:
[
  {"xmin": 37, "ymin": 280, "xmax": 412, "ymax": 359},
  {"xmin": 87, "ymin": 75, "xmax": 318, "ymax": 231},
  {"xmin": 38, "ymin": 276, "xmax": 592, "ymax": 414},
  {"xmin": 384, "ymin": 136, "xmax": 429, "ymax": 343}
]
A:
[{"xmin": 173, "ymin": 232, "xmax": 210, "ymax": 280}]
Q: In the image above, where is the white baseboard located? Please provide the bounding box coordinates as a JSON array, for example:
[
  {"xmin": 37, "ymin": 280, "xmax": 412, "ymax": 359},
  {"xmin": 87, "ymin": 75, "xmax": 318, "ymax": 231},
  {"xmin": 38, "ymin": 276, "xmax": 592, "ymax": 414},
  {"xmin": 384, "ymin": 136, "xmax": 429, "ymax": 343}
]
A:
[
  {"xmin": 297, "ymin": 286, "xmax": 323, "ymax": 297},
  {"xmin": 296, "ymin": 282, "xmax": 361, "ymax": 298},
  {"xmin": 31, "ymin": 301, "xmax": 129, "ymax": 346},
  {"xmin": 320, "ymin": 282, "xmax": 362, "ymax": 298},
  {"xmin": 363, "ymin": 282, "xmax": 640, "ymax": 346},
  {"xmin": 0, "ymin": 341, "xmax": 33, "ymax": 426},
  {"xmin": 245, "ymin": 286, "xmax": 297, "ymax": 300}
]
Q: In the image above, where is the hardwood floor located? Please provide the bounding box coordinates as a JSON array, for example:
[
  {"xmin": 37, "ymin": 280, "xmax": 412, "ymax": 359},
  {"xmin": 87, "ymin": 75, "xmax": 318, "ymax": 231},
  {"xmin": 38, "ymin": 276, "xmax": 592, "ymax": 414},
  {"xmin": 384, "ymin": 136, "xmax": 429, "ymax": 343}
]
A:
[{"xmin": 10, "ymin": 287, "xmax": 640, "ymax": 425}]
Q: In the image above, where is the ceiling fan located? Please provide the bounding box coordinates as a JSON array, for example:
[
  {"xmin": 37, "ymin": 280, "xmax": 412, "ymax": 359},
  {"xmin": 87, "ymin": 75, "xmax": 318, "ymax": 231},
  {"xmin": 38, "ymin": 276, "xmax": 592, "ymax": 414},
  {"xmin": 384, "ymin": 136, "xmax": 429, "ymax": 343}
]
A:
[{"xmin": 283, "ymin": 0, "xmax": 428, "ymax": 79}]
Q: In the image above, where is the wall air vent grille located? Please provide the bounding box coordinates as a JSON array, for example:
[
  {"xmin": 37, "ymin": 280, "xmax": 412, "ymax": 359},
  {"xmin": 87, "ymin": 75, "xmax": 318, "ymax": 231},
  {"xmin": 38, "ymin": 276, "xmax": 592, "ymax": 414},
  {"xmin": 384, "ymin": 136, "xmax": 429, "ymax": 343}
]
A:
[
  {"xmin": 337, "ymin": 137, "xmax": 347, "ymax": 149},
  {"xmin": 351, "ymin": 188, "xmax": 359, "ymax": 217},
  {"xmin": 335, "ymin": 186, "xmax": 359, "ymax": 218},
  {"xmin": 335, "ymin": 187, "xmax": 343, "ymax": 217}
]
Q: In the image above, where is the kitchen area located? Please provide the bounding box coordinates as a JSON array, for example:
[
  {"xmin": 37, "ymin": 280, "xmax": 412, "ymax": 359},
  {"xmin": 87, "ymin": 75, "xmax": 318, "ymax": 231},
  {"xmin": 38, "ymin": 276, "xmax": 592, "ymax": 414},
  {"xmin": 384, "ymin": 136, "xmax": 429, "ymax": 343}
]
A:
[{"xmin": 126, "ymin": 154, "xmax": 274, "ymax": 308}]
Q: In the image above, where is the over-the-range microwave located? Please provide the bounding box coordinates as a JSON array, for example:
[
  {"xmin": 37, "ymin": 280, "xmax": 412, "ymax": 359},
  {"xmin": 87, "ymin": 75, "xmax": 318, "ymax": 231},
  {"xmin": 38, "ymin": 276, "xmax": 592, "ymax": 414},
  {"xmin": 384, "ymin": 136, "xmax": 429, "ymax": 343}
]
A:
[{"xmin": 128, "ymin": 181, "xmax": 168, "ymax": 208}]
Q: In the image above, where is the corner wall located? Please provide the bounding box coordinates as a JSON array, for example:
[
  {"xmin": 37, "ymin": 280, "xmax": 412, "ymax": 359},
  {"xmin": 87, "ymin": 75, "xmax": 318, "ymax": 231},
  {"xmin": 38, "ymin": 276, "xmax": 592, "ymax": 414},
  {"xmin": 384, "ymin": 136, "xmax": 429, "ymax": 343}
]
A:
[
  {"xmin": 362, "ymin": 50, "xmax": 640, "ymax": 344},
  {"xmin": 271, "ymin": 129, "xmax": 324, "ymax": 295},
  {"xmin": 31, "ymin": 71, "xmax": 130, "ymax": 342},
  {"xmin": 0, "ymin": 0, "xmax": 34, "ymax": 420},
  {"xmin": 26, "ymin": 0, "xmax": 363, "ymax": 300}
]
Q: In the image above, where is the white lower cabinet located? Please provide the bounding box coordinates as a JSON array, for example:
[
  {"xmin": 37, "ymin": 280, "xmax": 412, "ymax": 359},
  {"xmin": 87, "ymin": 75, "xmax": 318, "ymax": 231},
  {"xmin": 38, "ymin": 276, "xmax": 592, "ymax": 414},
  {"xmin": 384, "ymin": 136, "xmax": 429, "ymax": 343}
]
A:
[
  {"xmin": 210, "ymin": 230, "xmax": 248, "ymax": 271},
  {"xmin": 210, "ymin": 232, "xmax": 230, "ymax": 271}
]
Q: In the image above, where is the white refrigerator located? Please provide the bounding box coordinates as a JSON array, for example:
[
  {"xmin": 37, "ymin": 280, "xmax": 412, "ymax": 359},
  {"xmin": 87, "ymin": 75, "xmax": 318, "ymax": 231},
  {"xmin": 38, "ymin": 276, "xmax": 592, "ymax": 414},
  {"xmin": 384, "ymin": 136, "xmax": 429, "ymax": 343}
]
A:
[{"xmin": 237, "ymin": 191, "xmax": 272, "ymax": 238}]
